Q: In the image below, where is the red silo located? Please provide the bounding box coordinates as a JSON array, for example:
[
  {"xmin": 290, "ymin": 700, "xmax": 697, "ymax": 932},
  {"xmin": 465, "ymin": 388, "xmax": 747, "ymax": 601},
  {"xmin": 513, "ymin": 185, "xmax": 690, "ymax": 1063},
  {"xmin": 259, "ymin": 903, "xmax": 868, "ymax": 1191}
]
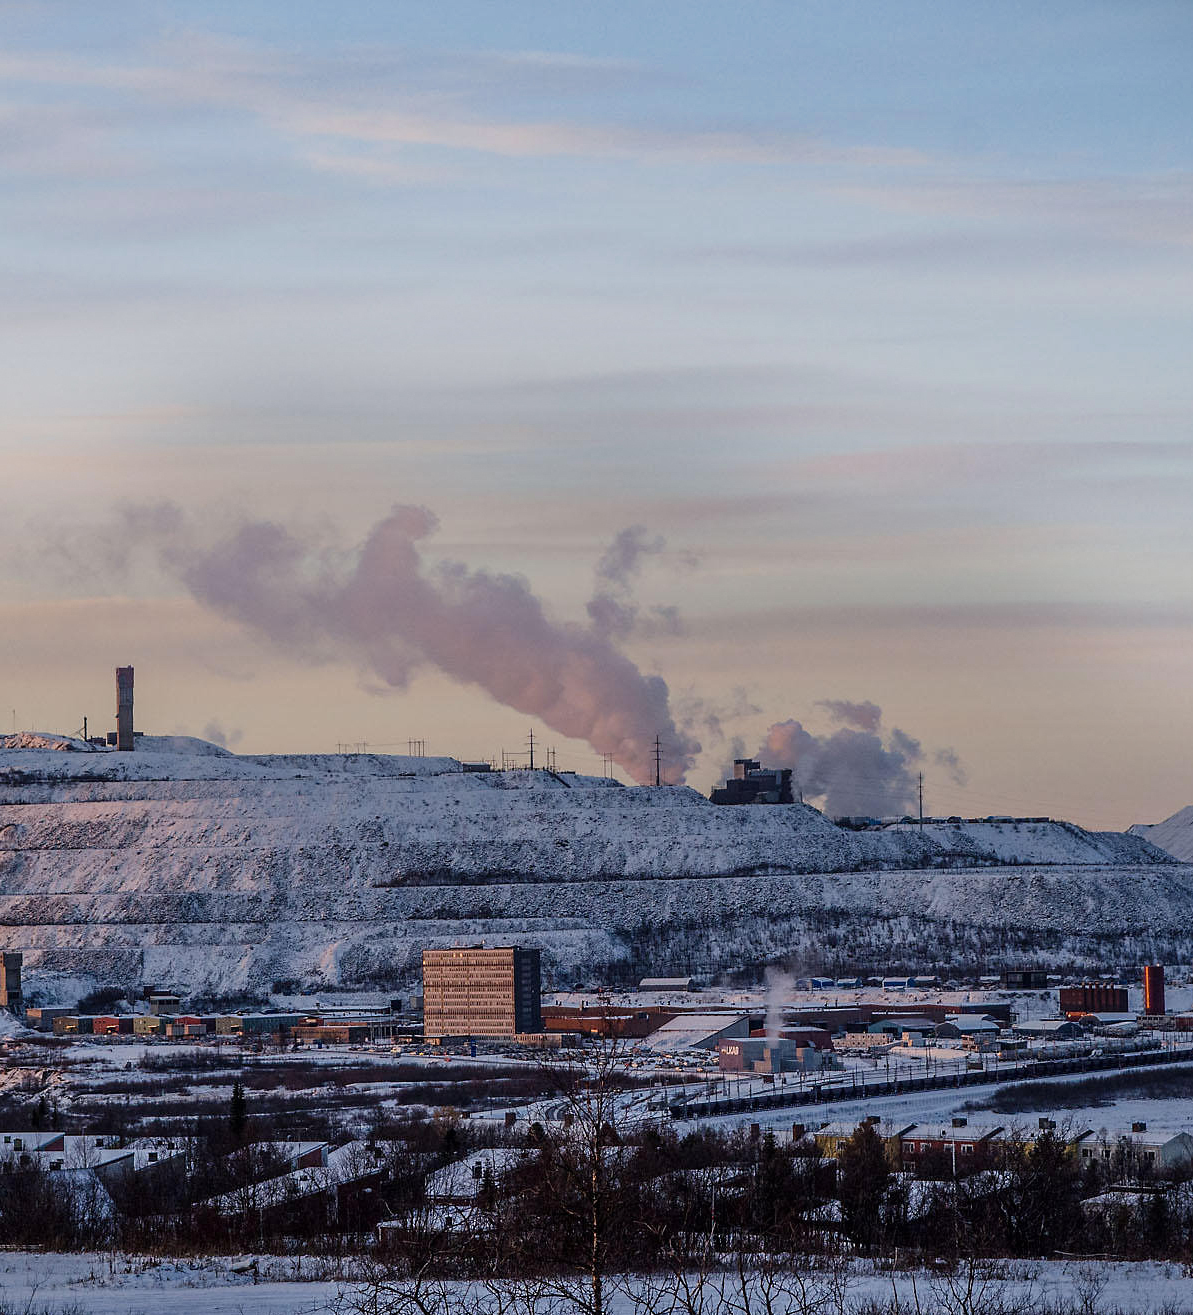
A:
[{"xmin": 1143, "ymin": 964, "xmax": 1166, "ymax": 1016}]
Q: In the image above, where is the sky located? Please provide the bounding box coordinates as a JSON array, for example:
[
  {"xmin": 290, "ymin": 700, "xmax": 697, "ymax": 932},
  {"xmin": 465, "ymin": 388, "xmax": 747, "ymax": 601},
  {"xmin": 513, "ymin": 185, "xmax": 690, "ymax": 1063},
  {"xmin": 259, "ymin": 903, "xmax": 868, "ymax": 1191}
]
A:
[{"xmin": 2, "ymin": 1, "xmax": 1191, "ymax": 826}]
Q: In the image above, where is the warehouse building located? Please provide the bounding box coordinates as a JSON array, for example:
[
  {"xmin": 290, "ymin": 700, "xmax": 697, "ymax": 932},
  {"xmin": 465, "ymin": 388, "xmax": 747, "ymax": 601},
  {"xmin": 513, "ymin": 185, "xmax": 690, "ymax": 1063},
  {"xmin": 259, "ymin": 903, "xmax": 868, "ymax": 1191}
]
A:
[
  {"xmin": 1059, "ymin": 984, "xmax": 1129, "ymax": 1017},
  {"xmin": 716, "ymin": 1037, "xmax": 837, "ymax": 1073},
  {"xmin": 1013, "ymin": 1018, "xmax": 1084, "ymax": 1041}
]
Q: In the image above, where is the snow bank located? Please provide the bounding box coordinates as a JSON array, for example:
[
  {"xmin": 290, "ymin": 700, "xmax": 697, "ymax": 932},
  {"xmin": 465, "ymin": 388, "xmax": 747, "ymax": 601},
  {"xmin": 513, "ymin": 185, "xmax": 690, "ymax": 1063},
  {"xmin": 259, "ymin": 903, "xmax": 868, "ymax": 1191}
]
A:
[
  {"xmin": 881, "ymin": 819, "xmax": 1168, "ymax": 866},
  {"xmin": 0, "ymin": 1010, "xmax": 34, "ymax": 1040},
  {"xmin": 134, "ymin": 735, "xmax": 234, "ymax": 756},
  {"xmin": 0, "ymin": 731, "xmax": 99, "ymax": 752},
  {"xmin": 1131, "ymin": 805, "xmax": 1193, "ymax": 862}
]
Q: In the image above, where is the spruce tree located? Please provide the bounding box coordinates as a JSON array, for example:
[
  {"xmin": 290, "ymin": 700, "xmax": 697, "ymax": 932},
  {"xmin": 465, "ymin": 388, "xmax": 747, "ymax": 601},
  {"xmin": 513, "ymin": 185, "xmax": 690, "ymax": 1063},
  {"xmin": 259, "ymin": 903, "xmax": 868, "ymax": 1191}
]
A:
[
  {"xmin": 229, "ymin": 1079, "xmax": 247, "ymax": 1143},
  {"xmin": 837, "ymin": 1122, "xmax": 891, "ymax": 1251}
]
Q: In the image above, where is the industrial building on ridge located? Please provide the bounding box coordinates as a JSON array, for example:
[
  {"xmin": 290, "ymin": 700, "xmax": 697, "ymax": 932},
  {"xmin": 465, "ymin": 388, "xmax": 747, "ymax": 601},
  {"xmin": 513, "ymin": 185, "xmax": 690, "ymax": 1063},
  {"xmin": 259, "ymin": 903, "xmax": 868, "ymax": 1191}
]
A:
[
  {"xmin": 710, "ymin": 759, "xmax": 794, "ymax": 805},
  {"xmin": 422, "ymin": 945, "xmax": 542, "ymax": 1039}
]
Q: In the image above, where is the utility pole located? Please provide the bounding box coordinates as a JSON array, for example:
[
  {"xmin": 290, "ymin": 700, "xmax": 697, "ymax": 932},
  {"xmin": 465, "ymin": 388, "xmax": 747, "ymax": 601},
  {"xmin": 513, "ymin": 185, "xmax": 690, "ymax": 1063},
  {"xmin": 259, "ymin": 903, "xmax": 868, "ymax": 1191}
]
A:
[
  {"xmin": 654, "ymin": 735, "xmax": 662, "ymax": 788},
  {"xmin": 601, "ymin": 752, "xmax": 614, "ymax": 779},
  {"xmin": 918, "ymin": 772, "xmax": 924, "ymax": 830},
  {"xmin": 527, "ymin": 728, "xmax": 535, "ymax": 771}
]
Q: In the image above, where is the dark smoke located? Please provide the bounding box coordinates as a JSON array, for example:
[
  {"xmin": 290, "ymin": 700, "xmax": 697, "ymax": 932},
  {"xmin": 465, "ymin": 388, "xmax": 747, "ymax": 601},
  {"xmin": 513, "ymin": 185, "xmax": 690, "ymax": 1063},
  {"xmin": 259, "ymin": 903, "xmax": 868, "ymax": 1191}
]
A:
[
  {"xmin": 757, "ymin": 701, "xmax": 961, "ymax": 818},
  {"xmin": 107, "ymin": 503, "xmax": 700, "ymax": 784}
]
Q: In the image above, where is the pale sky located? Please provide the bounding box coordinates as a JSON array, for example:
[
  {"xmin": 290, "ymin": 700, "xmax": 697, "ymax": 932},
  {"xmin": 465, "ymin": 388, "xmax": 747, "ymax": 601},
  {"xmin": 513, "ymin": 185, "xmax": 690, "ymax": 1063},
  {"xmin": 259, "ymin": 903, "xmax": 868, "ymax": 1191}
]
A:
[{"xmin": 3, "ymin": 2, "xmax": 1192, "ymax": 826}]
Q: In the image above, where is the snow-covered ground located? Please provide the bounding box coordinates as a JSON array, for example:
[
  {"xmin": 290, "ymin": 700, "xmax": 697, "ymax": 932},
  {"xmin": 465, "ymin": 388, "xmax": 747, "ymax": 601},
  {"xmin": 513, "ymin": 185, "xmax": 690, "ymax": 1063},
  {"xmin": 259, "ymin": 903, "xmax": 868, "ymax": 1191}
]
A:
[
  {"xmin": 682, "ymin": 1052, "xmax": 1193, "ymax": 1141},
  {"xmin": 1132, "ymin": 805, "xmax": 1193, "ymax": 862},
  {"xmin": 0, "ymin": 740, "xmax": 1181, "ymax": 996},
  {"xmin": 3, "ymin": 1252, "xmax": 1193, "ymax": 1315},
  {"xmin": 0, "ymin": 1251, "xmax": 336, "ymax": 1314}
]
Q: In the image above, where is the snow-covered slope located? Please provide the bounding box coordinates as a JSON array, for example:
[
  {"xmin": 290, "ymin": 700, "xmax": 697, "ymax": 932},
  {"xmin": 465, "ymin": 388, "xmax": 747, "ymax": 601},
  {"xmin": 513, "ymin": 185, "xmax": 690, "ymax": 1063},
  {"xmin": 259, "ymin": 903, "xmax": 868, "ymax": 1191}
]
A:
[
  {"xmin": 0, "ymin": 744, "xmax": 1180, "ymax": 995},
  {"xmin": 1130, "ymin": 807, "xmax": 1193, "ymax": 862},
  {"xmin": 881, "ymin": 819, "xmax": 1163, "ymax": 866},
  {"xmin": 0, "ymin": 732, "xmax": 99, "ymax": 752}
]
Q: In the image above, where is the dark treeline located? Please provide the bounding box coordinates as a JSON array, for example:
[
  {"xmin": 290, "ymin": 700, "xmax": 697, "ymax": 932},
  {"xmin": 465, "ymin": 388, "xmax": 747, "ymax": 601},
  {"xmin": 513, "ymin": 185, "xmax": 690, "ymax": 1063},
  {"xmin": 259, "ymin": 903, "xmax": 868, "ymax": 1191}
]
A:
[
  {"xmin": 974, "ymin": 1066, "xmax": 1193, "ymax": 1114},
  {"xmin": 372, "ymin": 1121, "xmax": 1193, "ymax": 1275},
  {"xmin": 0, "ymin": 1105, "xmax": 476, "ymax": 1254},
  {"xmin": 5, "ymin": 1088, "xmax": 1193, "ymax": 1269}
]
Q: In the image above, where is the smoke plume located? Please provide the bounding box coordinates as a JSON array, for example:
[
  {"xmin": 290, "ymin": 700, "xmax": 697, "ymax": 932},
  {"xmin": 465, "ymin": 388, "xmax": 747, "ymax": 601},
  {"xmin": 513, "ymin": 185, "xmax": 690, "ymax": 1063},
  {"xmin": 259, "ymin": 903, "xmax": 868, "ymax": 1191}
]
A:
[
  {"xmin": 933, "ymin": 746, "xmax": 968, "ymax": 787},
  {"xmin": 201, "ymin": 719, "xmax": 243, "ymax": 750},
  {"xmin": 757, "ymin": 700, "xmax": 961, "ymax": 818},
  {"xmin": 675, "ymin": 687, "xmax": 761, "ymax": 744},
  {"xmin": 106, "ymin": 503, "xmax": 700, "ymax": 784},
  {"xmin": 815, "ymin": 699, "xmax": 882, "ymax": 734},
  {"xmin": 764, "ymin": 966, "xmax": 796, "ymax": 1039},
  {"xmin": 587, "ymin": 524, "xmax": 684, "ymax": 640}
]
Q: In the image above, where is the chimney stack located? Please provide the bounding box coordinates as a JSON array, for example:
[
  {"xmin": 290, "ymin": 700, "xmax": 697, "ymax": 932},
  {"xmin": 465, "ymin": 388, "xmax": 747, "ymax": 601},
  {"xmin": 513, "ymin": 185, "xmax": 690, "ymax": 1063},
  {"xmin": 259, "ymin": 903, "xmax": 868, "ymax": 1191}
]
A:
[{"xmin": 115, "ymin": 666, "xmax": 134, "ymax": 752}]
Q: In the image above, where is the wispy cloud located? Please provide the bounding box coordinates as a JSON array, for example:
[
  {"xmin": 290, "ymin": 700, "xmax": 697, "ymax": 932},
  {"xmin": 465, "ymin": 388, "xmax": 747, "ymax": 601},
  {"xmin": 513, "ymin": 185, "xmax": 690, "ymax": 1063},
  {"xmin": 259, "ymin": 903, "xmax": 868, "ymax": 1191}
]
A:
[
  {"xmin": 681, "ymin": 226, "xmax": 1173, "ymax": 271},
  {"xmin": 686, "ymin": 599, "xmax": 1193, "ymax": 639},
  {"xmin": 832, "ymin": 174, "xmax": 1193, "ymax": 247},
  {"xmin": 792, "ymin": 438, "xmax": 1193, "ymax": 486},
  {"xmin": 0, "ymin": 36, "xmax": 926, "ymax": 172}
]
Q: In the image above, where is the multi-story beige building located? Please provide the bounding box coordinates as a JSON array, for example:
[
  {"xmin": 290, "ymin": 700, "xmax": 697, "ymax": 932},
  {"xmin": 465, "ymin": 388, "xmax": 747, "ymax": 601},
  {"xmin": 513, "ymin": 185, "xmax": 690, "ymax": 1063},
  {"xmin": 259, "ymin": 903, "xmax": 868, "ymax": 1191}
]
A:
[
  {"xmin": 422, "ymin": 945, "xmax": 541, "ymax": 1038},
  {"xmin": 0, "ymin": 952, "xmax": 21, "ymax": 1012}
]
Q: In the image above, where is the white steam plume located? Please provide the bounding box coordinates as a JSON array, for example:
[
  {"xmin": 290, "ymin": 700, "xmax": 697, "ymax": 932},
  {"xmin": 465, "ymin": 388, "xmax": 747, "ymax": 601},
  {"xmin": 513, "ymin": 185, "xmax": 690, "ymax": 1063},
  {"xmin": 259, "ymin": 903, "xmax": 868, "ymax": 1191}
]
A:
[
  {"xmin": 757, "ymin": 700, "xmax": 962, "ymax": 818},
  {"xmin": 107, "ymin": 503, "xmax": 701, "ymax": 784},
  {"xmin": 764, "ymin": 966, "xmax": 796, "ymax": 1039},
  {"xmin": 586, "ymin": 524, "xmax": 683, "ymax": 640}
]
